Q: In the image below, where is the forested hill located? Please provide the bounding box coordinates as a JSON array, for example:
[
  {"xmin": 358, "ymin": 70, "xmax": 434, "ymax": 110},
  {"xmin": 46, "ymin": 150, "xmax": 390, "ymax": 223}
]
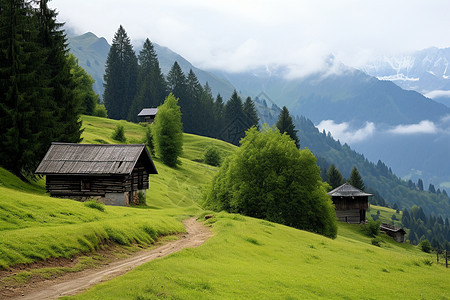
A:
[{"xmin": 254, "ymin": 98, "xmax": 450, "ymax": 218}]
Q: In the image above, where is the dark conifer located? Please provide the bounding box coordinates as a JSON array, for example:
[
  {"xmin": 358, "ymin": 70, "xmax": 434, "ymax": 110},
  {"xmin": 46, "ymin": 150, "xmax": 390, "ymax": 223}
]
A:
[
  {"xmin": 243, "ymin": 97, "xmax": 259, "ymax": 129},
  {"xmin": 104, "ymin": 25, "xmax": 138, "ymax": 120},
  {"xmin": 326, "ymin": 164, "xmax": 345, "ymax": 189},
  {"xmin": 348, "ymin": 166, "xmax": 365, "ymax": 191},
  {"xmin": 276, "ymin": 106, "xmax": 299, "ymax": 148},
  {"xmin": 128, "ymin": 38, "xmax": 167, "ymax": 122}
]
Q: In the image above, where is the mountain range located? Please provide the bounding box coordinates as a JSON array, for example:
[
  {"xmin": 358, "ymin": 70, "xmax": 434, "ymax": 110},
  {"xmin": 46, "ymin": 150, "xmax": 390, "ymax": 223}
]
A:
[
  {"xmin": 67, "ymin": 32, "xmax": 450, "ymax": 190},
  {"xmin": 361, "ymin": 47, "xmax": 450, "ymax": 108}
]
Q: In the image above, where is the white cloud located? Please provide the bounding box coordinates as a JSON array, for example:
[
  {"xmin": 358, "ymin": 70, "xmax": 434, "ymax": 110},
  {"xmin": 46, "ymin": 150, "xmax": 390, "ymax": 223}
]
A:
[
  {"xmin": 316, "ymin": 120, "xmax": 375, "ymax": 144},
  {"xmin": 388, "ymin": 120, "xmax": 437, "ymax": 135},
  {"xmin": 50, "ymin": 0, "xmax": 450, "ymax": 74},
  {"xmin": 424, "ymin": 90, "xmax": 450, "ymax": 99}
]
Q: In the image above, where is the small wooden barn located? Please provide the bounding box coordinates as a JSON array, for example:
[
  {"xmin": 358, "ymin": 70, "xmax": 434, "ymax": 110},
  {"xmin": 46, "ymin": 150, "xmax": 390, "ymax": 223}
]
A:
[
  {"xmin": 35, "ymin": 143, "xmax": 157, "ymax": 206},
  {"xmin": 327, "ymin": 183, "xmax": 372, "ymax": 223},
  {"xmin": 138, "ymin": 108, "xmax": 158, "ymax": 124},
  {"xmin": 380, "ymin": 223, "xmax": 406, "ymax": 243}
]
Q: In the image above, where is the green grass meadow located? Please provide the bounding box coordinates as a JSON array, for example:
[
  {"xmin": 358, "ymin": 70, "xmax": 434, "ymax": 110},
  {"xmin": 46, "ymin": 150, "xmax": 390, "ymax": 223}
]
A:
[{"xmin": 1, "ymin": 115, "xmax": 448, "ymax": 299}]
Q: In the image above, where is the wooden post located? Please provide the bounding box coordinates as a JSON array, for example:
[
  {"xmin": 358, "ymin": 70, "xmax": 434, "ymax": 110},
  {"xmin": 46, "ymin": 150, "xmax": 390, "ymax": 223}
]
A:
[{"xmin": 437, "ymin": 250, "xmax": 439, "ymax": 263}]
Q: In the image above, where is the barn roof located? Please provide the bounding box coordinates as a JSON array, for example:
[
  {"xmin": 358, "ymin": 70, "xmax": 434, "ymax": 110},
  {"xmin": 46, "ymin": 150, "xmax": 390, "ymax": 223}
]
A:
[
  {"xmin": 138, "ymin": 108, "xmax": 158, "ymax": 117},
  {"xmin": 327, "ymin": 183, "xmax": 372, "ymax": 197},
  {"xmin": 35, "ymin": 143, "xmax": 157, "ymax": 176},
  {"xmin": 380, "ymin": 223, "xmax": 406, "ymax": 234}
]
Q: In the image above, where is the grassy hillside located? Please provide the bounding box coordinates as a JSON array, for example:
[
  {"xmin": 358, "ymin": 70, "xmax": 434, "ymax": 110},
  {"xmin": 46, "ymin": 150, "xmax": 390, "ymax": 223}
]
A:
[
  {"xmin": 1, "ymin": 115, "xmax": 448, "ymax": 299},
  {"xmin": 70, "ymin": 213, "xmax": 448, "ymax": 299}
]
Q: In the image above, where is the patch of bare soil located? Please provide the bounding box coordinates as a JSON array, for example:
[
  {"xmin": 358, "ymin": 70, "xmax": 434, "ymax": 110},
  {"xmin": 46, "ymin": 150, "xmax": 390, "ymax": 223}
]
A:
[{"xmin": 0, "ymin": 218, "xmax": 212, "ymax": 300}]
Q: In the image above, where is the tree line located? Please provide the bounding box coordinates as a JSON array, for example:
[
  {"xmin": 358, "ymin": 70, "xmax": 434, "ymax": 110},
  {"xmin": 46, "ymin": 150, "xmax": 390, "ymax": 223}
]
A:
[
  {"xmin": 103, "ymin": 25, "xmax": 259, "ymax": 145},
  {"xmin": 0, "ymin": 0, "xmax": 85, "ymax": 179},
  {"xmin": 402, "ymin": 205, "xmax": 450, "ymax": 250}
]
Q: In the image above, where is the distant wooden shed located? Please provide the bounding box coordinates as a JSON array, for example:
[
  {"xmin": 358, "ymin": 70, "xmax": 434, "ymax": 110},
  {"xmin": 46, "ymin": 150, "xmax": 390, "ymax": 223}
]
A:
[
  {"xmin": 138, "ymin": 108, "xmax": 158, "ymax": 124},
  {"xmin": 380, "ymin": 223, "xmax": 406, "ymax": 243},
  {"xmin": 35, "ymin": 143, "xmax": 157, "ymax": 206},
  {"xmin": 327, "ymin": 183, "xmax": 372, "ymax": 223}
]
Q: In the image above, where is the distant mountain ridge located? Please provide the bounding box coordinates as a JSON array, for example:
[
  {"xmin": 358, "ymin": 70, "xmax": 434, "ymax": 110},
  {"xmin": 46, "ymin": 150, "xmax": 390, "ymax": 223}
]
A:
[
  {"xmin": 67, "ymin": 32, "xmax": 450, "ymax": 188},
  {"xmin": 68, "ymin": 32, "xmax": 235, "ymax": 101},
  {"xmin": 361, "ymin": 47, "xmax": 450, "ymax": 107}
]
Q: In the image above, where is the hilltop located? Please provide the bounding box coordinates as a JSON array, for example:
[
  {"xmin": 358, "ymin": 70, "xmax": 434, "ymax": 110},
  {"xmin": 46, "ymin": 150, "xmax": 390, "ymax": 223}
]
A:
[{"xmin": 0, "ymin": 116, "xmax": 448, "ymax": 299}]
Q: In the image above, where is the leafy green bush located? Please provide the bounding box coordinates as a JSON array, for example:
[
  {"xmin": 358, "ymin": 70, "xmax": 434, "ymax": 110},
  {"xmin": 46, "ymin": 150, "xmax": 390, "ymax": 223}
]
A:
[
  {"xmin": 204, "ymin": 147, "xmax": 221, "ymax": 166},
  {"xmin": 371, "ymin": 237, "xmax": 383, "ymax": 247},
  {"xmin": 83, "ymin": 200, "xmax": 105, "ymax": 212},
  {"xmin": 93, "ymin": 104, "xmax": 108, "ymax": 118},
  {"xmin": 203, "ymin": 126, "xmax": 337, "ymax": 238},
  {"xmin": 145, "ymin": 126, "xmax": 155, "ymax": 157},
  {"xmin": 152, "ymin": 93, "xmax": 183, "ymax": 167},
  {"xmin": 419, "ymin": 239, "xmax": 432, "ymax": 253},
  {"xmin": 112, "ymin": 125, "xmax": 126, "ymax": 142},
  {"xmin": 362, "ymin": 220, "xmax": 380, "ymax": 237},
  {"xmin": 138, "ymin": 191, "xmax": 146, "ymax": 205}
]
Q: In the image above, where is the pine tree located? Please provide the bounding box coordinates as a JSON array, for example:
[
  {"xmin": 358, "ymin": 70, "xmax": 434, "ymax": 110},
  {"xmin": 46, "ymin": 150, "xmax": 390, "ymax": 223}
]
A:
[
  {"xmin": 128, "ymin": 38, "xmax": 167, "ymax": 122},
  {"xmin": 276, "ymin": 106, "xmax": 299, "ymax": 148},
  {"xmin": 36, "ymin": 0, "xmax": 82, "ymax": 144},
  {"xmin": 326, "ymin": 164, "xmax": 344, "ymax": 189},
  {"xmin": 243, "ymin": 96, "xmax": 259, "ymax": 129},
  {"xmin": 417, "ymin": 178, "xmax": 424, "ymax": 191},
  {"xmin": 166, "ymin": 61, "xmax": 187, "ymax": 100},
  {"xmin": 184, "ymin": 69, "xmax": 203, "ymax": 133},
  {"xmin": 224, "ymin": 90, "xmax": 244, "ymax": 122},
  {"xmin": 104, "ymin": 25, "xmax": 138, "ymax": 120},
  {"xmin": 348, "ymin": 166, "xmax": 365, "ymax": 191}
]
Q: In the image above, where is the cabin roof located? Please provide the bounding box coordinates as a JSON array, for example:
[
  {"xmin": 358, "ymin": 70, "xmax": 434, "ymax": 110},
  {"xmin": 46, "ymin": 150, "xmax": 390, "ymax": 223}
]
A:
[
  {"xmin": 138, "ymin": 108, "xmax": 158, "ymax": 117},
  {"xmin": 380, "ymin": 223, "xmax": 406, "ymax": 234},
  {"xmin": 35, "ymin": 143, "xmax": 157, "ymax": 176},
  {"xmin": 327, "ymin": 183, "xmax": 373, "ymax": 197}
]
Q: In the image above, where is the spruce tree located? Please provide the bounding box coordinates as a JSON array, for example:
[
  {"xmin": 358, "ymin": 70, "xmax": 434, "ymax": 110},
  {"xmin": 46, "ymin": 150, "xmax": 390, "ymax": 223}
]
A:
[
  {"xmin": 184, "ymin": 69, "xmax": 203, "ymax": 132},
  {"xmin": 348, "ymin": 166, "xmax": 365, "ymax": 191},
  {"xmin": 104, "ymin": 25, "xmax": 138, "ymax": 120},
  {"xmin": 243, "ymin": 96, "xmax": 259, "ymax": 129},
  {"xmin": 166, "ymin": 61, "xmax": 187, "ymax": 100},
  {"xmin": 326, "ymin": 164, "xmax": 344, "ymax": 189},
  {"xmin": 128, "ymin": 38, "xmax": 167, "ymax": 122},
  {"xmin": 36, "ymin": 1, "xmax": 83, "ymax": 143},
  {"xmin": 276, "ymin": 106, "xmax": 300, "ymax": 148}
]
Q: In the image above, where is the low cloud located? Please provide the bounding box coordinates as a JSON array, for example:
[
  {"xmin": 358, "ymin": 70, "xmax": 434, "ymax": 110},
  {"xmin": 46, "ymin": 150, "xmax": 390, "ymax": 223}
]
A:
[
  {"xmin": 316, "ymin": 120, "xmax": 375, "ymax": 144},
  {"xmin": 424, "ymin": 90, "xmax": 450, "ymax": 99},
  {"xmin": 388, "ymin": 120, "xmax": 437, "ymax": 135}
]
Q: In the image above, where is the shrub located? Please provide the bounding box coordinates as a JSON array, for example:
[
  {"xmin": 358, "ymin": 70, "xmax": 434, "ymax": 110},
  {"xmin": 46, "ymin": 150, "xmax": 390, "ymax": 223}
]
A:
[
  {"xmin": 203, "ymin": 126, "xmax": 337, "ymax": 238},
  {"xmin": 419, "ymin": 239, "xmax": 432, "ymax": 253},
  {"xmin": 145, "ymin": 127, "xmax": 155, "ymax": 157},
  {"xmin": 112, "ymin": 125, "xmax": 126, "ymax": 142},
  {"xmin": 84, "ymin": 200, "xmax": 105, "ymax": 212},
  {"xmin": 93, "ymin": 104, "xmax": 108, "ymax": 118},
  {"xmin": 371, "ymin": 237, "xmax": 383, "ymax": 247},
  {"xmin": 362, "ymin": 220, "xmax": 380, "ymax": 237},
  {"xmin": 138, "ymin": 191, "xmax": 146, "ymax": 205},
  {"xmin": 204, "ymin": 147, "xmax": 221, "ymax": 166},
  {"xmin": 152, "ymin": 93, "xmax": 183, "ymax": 167}
]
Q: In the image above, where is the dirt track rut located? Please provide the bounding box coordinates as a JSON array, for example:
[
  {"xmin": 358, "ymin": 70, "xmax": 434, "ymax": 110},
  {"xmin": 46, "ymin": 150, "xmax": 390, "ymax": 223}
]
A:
[{"xmin": 10, "ymin": 218, "xmax": 212, "ymax": 300}]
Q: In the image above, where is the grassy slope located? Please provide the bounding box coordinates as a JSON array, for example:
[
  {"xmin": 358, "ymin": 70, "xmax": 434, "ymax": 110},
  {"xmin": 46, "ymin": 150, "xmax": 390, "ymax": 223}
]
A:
[{"xmin": 1, "ymin": 115, "xmax": 448, "ymax": 299}]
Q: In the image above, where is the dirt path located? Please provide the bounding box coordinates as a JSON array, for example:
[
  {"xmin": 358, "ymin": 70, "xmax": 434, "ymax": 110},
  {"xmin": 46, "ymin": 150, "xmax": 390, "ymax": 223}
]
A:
[{"xmin": 7, "ymin": 218, "xmax": 212, "ymax": 300}]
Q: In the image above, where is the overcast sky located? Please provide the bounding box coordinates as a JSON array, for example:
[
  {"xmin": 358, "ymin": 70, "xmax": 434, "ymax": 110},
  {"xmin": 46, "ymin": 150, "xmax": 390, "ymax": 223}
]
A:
[{"xmin": 51, "ymin": 0, "xmax": 450, "ymax": 73}]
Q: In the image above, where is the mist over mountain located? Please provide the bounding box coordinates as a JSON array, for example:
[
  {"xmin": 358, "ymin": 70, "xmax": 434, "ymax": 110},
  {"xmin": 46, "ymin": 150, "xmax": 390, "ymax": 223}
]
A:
[
  {"xmin": 68, "ymin": 32, "xmax": 235, "ymax": 101},
  {"xmin": 67, "ymin": 32, "xmax": 450, "ymax": 189},
  {"xmin": 361, "ymin": 47, "xmax": 450, "ymax": 108}
]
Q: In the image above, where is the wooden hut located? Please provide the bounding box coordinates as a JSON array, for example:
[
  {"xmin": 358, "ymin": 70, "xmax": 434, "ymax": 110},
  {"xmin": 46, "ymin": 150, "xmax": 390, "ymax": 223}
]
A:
[
  {"xmin": 380, "ymin": 223, "xmax": 406, "ymax": 243},
  {"xmin": 35, "ymin": 143, "xmax": 157, "ymax": 206},
  {"xmin": 138, "ymin": 108, "xmax": 158, "ymax": 124},
  {"xmin": 327, "ymin": 183, "xmax": 372, "ymax": 223}
]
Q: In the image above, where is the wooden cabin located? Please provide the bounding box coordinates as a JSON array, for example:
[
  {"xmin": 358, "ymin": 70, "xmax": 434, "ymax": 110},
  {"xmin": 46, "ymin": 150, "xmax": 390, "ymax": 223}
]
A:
[
  {"xmin": 138, "ymin": 108, "xmax": 158, "ymax": 124},
  {"xmin": 327, "ymin": 183, "xmax": 372, "ymax": 223},
  {"xmin": 35, "ymin": 143, "xmax": 157, "ymax": 206},
  {"xmin": 380, "ymin": 223, "xmax": 406, "ymax": 243}
]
